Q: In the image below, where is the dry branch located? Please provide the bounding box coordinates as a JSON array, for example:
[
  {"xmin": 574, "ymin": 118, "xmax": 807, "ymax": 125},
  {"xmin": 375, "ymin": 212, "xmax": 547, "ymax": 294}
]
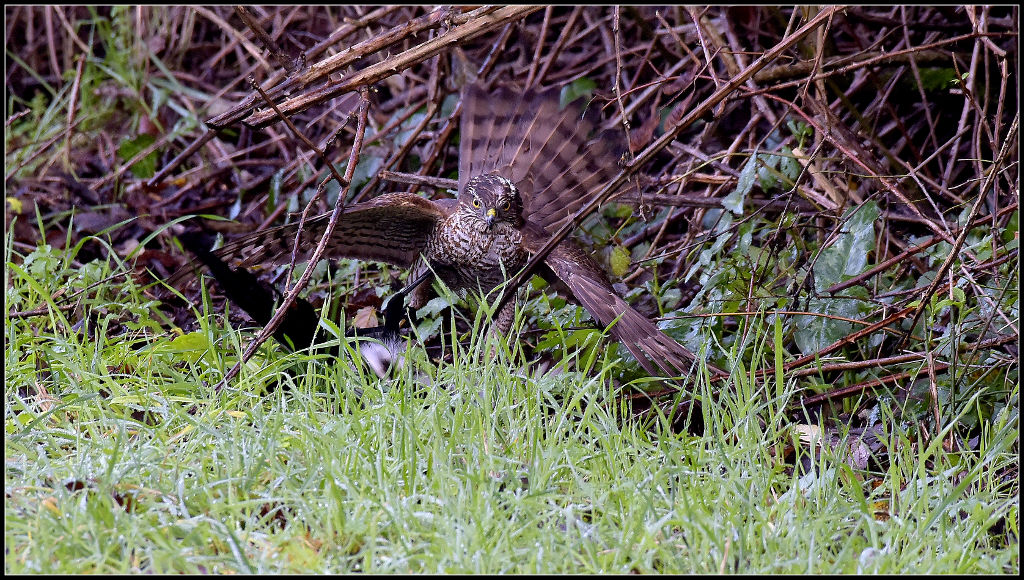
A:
[{"xmin": 226, "ymin": 6, "xmax": 540, "ymax": 129}]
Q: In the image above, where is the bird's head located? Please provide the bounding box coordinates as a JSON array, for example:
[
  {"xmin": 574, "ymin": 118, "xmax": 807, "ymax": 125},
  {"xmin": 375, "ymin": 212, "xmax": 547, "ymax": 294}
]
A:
[{"xmin": 460, "ymin": 174, "xmax": 524, "ymax": 230}]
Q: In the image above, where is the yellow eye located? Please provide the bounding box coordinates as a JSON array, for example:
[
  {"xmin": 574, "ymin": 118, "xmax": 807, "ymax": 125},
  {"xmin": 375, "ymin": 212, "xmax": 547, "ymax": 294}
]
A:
[
  {"xmin": 501, "ymin": 201, "xmax": 512, "ymax": 211},
  {"xmin": 472, "ymin": 198, "xmax": 481, "ymax": 208}
]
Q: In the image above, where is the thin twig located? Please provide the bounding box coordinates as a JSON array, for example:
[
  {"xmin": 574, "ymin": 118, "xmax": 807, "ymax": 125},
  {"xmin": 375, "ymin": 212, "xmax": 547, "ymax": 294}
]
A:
[{"xmin": 380, "ymin": 170, "xmax": 457, "ymax": 191}]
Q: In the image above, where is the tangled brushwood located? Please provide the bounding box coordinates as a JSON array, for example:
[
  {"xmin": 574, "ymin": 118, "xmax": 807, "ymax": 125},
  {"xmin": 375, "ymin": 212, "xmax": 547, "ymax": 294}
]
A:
[{"xmin": 5, "ymin": 7, "xmax": 1018, "ymax": 441}]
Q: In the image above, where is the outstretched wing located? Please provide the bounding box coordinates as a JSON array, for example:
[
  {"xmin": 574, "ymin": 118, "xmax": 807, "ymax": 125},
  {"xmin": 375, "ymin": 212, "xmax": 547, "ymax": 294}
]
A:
[
  {"xmin": 459, "ymin": 83, "xmax": 633, "ymax": 233},
  {"xmin": 213, "ymin": 192, "xmax": 448, "ymax": 269},
  {"xmin": 522, "ymin": 225, "xmax": 720, "ymax": 378}
]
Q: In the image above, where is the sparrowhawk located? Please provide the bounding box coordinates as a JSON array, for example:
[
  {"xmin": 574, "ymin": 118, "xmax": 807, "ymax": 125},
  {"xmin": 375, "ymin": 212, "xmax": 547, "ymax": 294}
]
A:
[{"xmin": 200, "ymin": 83, "xmax": 717, "ymax": 378}]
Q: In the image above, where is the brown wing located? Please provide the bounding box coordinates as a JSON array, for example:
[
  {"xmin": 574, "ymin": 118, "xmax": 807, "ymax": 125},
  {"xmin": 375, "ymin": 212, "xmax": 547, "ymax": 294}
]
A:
[
  {"xmin": 214, "ymin": 192, "xmax": 448, "ymax": 269},
  {"xmin": 522, "ymin": 225, "xmax": 720, "ymax": 378},
  {"xmin": 458, "ymin": 82, "xmax": 634, "ymax": 233}
]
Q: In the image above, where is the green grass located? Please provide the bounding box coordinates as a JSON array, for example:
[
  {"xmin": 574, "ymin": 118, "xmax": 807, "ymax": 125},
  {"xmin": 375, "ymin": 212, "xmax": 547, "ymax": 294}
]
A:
[
  {"xmin": 4, "ymin": 239, "xmax": 1018, "ymax": 574},
  {"xmin": 5, "ymin": 6, "xmax": 1017, "ymax": 573}
]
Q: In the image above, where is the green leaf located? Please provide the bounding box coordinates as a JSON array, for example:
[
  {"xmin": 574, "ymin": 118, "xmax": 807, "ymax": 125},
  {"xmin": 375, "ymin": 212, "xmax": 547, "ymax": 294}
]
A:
[
  {"xmin": 349, "ymin": 153, "xmax": 385, "ymax": 194},
  {"xmin": 1001, "ymin": 210, "xmax": 1017, "ymax": 244},
  {"xmin": 417, "ymin": 296, "xmax": 453, "ymax": 318},
  {"xmin": 163, "ymin": 331, "xmax": 212, "ymax": 364},
  {"xmin": 793, "ymin": 297, "xmax": 857, "ymax": 355},
  {"xmin": 813, "ymin": 201, "xmax": 879, "ymax": 292},
  {"xmin": 787, "ymin": 119, "xmax": 813, "ymax": 148},
  {"xmin": 756, "ymin": 153, "xmax": 780, "ymax": 192},
  {"xmin": 723, "ymin": 151, "xmax": 758, "ymax": 215},
  {"xmin": 608, "ymin": 245, "xmax": 631, "ymax": 277},
  {"xmin": 917, "ymin": 67, "xmax": 960, "ymax": 91},
  {"xmin": 23, "ymin": 244, "xmax": 60, "ymax": 279},
  {"xmin": 117, "ymin": 133, "xmax": 158, "ymax": 178},
  {"xmin": 395, "ymin": 109, "xmax": 427, "ymax": 147},
  {"xmin": 780, "ymin": 146, "xmax": 801, "ymax": 182},
  {"xmin": 559, "ymin": 77, "xmax": 596, "ymax": 109},
  {"xmin": 536, "ymin": 326, "xmax": 603, "ymax": 369},
  {"xmin": 603, "ymin": 203, "xmax": 634, "ymax": 220}
]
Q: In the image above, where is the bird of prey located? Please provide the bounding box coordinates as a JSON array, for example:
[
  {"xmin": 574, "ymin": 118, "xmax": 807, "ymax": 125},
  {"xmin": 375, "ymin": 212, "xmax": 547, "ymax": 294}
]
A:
[{"xmin": 203, "ymin": 83, "xmax": 718, "ymax": 378}]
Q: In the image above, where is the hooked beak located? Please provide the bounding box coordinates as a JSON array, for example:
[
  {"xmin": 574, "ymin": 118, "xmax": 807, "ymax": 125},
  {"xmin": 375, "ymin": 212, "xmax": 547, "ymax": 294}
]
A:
[{"xmin": 485, "ymin": 208, "xmax": 497, "ymax": 228}]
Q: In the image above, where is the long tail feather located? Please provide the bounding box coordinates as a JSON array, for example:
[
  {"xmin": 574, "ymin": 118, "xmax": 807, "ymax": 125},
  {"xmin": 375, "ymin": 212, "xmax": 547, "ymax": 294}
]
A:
[{"xmin": 522, "ymin": 224, "xmax": 723, "ymax": 379}]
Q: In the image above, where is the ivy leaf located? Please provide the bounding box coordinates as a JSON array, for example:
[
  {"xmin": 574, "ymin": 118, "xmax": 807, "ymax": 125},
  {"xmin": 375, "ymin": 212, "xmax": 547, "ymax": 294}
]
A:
[
  {"xmin": 780, "ymin": 146, "xmax": 801, "ymax": 183},
  {"xmin": 723, "ymin": 151, "xmax": 758, "ymax": 215},
  {"xmin": 793, "ymin": 296, "xmax": 858, "ymax": 355},
  {"xmin": 813, "ymin": 201, "xmax": 879, "ymax": 292},
  {"xmin": 757, "ymin": 153, "xmax": 780, "ymax": 192}
]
